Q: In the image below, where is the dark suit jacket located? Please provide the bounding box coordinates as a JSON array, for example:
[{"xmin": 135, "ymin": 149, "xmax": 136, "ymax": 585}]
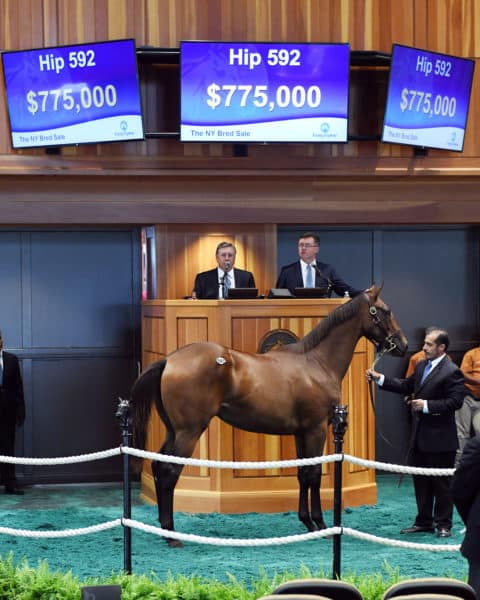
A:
[
  {"xmin": 275, "ymin": 260, "xmax": 361, "ymax": 297},
  {"xmin": 382, "ymin": 356, "xmax": 464, "ymax": 453},
  {"xmin": 193, "ymin": 268, "xmax": 256, "ymax": 299},
  {"xmin": 451, "ymin": 434, "xmax": 480, "ymax": 560},
  {"xmin": 0, "ymin": 351, "xmax": 25, "ymax": 470}
]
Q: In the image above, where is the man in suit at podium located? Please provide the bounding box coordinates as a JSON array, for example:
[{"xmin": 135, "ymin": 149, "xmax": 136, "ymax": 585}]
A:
[
  {"xmin": 192, "ymin": 241, "xmax": 256, "ymax": 299},
  {"xmin": 275, "ymin": 232, "xmax": 361, "ymax": 297}
]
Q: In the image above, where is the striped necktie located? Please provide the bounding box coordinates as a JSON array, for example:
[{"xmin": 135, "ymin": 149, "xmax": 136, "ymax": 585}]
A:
[{"xmin": 223, "ymin": 272, "xmax": 231, "ymax": 298}]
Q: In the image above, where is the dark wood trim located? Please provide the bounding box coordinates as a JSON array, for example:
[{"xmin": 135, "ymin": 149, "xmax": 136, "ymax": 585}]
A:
[{"xmin": 0, "ymin": 173, "xmax": 480, "ymax": 225}]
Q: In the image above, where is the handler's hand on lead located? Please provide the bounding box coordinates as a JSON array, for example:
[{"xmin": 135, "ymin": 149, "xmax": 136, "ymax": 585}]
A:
[
  {"xmin": 409, "ymin": 399, "xmax": 426, "ymax": 412},
  {"xmin": 366, "ymin": 368, "xmax": 381, "ymax": 382}
]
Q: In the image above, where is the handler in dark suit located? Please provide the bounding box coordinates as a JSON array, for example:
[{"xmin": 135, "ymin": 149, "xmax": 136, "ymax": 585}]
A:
[
  {"xmin": 367, "ymin": 327, "xmax": 464, "ymax": 538},
  {"xmin": 451, "ymin": 433, "xmax": 480, "ymax": 598},
  {"xmin": 0, "ymin": 329, "xmax": 25, "ymax": 494},
  {"xmin": 192, "ymin": 241, "xmax": 256, "ymax": 299},
  {"xmin": 276, "ymin": 232, "xmax": 361, "ymax": 297}
]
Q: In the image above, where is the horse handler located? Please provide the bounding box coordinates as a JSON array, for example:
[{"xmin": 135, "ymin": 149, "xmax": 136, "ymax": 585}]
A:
[{"xmin": 366, "ymin": 327, "xmax": 464, "ymax": 539}]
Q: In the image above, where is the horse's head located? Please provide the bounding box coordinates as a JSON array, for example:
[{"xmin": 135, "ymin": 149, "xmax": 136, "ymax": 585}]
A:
[{"xmin": 362, "ymin": 285, "xmax": 408, "ymax": 357}]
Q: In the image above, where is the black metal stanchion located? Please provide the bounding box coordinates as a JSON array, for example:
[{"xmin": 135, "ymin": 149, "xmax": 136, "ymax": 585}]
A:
[
  {"xmin": 331, "ymin": 404, "xmax": 348, "ymax": 580},
  {"xmin": 116, "ymin": 397, "xmax": 132, "ymax": 575}
]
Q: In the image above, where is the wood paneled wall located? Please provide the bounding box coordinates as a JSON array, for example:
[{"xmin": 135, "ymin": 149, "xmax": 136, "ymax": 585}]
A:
[
  {"xmin": 152, "ymin": 224, "xmax": 277, "ymax": 299},
  {"xmin": 0, "ymin": 0, "xmax": 479, "ymax": 174},
  {"xmin": 1, "ymin": 1, "xmax": 479, "ymax": 227}
]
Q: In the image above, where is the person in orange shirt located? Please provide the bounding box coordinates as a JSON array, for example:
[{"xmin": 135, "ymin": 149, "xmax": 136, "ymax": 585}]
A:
[
  {"xmin": 457, "ymin": 345, "xmax": 480, "ymax": 464},
  {"xmin": 405, "ymin": 349, "xmax": 425, "ymax": 378}
]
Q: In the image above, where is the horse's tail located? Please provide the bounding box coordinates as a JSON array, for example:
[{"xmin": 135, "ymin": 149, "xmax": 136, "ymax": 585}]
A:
[{"xmin": 130, "ymin": 359, "xmax": 167, "ymax": 454}]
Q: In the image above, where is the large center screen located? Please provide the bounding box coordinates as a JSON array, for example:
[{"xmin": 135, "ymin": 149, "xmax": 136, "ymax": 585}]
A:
[
  {"xmin": 180, "ymin": 41, "xmax": 350, "ymax": 143},
  {"xmin": 381, "ymin": 44, "xmax": 475, "ymax": 152}
]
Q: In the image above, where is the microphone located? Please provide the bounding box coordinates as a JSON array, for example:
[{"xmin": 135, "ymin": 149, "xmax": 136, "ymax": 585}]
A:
[
  {"xmin": 312, "ymin": 263, "xmax": 333, "ymax": 298},
  {"xmin": 224, "ymin": 261, "xmax": 232, "ymax": 271}
]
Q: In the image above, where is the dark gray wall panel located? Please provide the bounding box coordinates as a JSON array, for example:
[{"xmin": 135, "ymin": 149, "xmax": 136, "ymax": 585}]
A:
[
  {"xmin": 30, "ymin": 231, "xmax": 135, "ymax": 348},
  {"xmin": 30, "ymin": 357, "xmax": 132, "ymax": 482},
  {"xmin": 0, "ymin": 228, "xmax": 140, "ymax": 485},
  {"xmin": 373, "ymin": 228, "xmax": 478, "ymax": 463},
  {"xmin": 0, "ymin": 232, "xmax": 23, "ymax": 346}
]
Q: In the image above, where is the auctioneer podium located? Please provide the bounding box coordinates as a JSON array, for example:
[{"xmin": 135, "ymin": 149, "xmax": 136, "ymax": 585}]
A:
[{"xmin": 140, "ymin": 298, "xmax": 376, "ymax": 513}]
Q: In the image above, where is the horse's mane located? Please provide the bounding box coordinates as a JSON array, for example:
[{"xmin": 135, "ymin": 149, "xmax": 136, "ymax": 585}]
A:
[{"xmin": 282, "ymin": 292, "xmax": 366, "ymax": 354}]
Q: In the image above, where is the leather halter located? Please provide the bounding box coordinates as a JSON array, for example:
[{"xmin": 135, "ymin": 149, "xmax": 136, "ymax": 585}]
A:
[
  {"xmin": 367, "ymin": 304, "xmax": 400, "ymax": 449},
  {"xmin": 368, "ymin": 305, "xmax": 398, "ymax": 368}
]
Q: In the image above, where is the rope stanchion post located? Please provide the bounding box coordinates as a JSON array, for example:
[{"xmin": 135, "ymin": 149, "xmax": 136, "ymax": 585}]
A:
[
  {"xmin": 332, "ymin": 404, "xmax": 348, "ymax": 580},
  {"xmin": 116, "ymin": 397, "xmax": 132, "ymax": 575}
]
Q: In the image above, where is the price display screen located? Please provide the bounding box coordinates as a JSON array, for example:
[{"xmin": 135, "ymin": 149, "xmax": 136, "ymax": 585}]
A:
[
  {"xmin": 180, "ymin": 41, "xmax": 350, "ymax": 143},
  {"xmin": 382, "ymin": 44, "xmax": 475, "ymax": 152},
  {"xmin": 1, "ymin": 39, "xmax": 144, "ymax": 148}
]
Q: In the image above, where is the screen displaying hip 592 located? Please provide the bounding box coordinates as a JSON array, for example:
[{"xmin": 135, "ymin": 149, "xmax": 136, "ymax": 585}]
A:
[
  {"xmin": 180, "ymin": 41, "xmax": 350, "ymax": 143},
  {"xmin": 381, "ymin": 44, "xmax": 475, "ymax": 152},
  {"xmin": 1, "ymin": 39, "xmax": 144, "ymax": 148}
]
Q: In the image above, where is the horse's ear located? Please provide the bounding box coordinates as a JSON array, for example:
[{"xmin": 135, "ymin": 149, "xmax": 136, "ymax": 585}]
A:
[{"xmin": 365, "ymin": 282, "xmax": 383, "ymax": 300}]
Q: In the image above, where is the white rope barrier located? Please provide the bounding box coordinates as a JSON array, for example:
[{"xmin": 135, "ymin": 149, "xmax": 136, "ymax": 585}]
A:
[
  {"xmin": 0, "ymin": 520, "xmax": 121, "ymax": 538},
  {"xmin": 342, "ymin": 528, "xmax": 460, "ymax": 552},
  {"xmin": 124, "ymin": 446, "xmax": 342, "ymax": 469},
  {"xmin": 123, "ymin": 519, "xmax": 340, "ymax": 546},
  {"xmin": 343, "ymin": 454, "xmax": 455, "ymax": 476},
  {"xmin": 0, "ymin": 446, "xmax": 456, "ymax": 476},
  {"xmin": 0, "ymin": 448, "xmax": 120, "ymax": 465},
  {"xmin": 0, "ymin": 516, "xmax": 461, "ymax": 553},
  {"xmin": 0, "ymin": 447, "xmax": 462, "ymax": 553}
]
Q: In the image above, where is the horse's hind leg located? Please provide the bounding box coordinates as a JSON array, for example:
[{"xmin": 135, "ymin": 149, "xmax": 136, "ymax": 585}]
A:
[
  {"xmin": 297, "ymin": 465, "xmax": 316, "ymax": 531},
  {"xmin": 295, "ymin": 431, "xmax": 327, "ymax": 532},
  {"xmin": 309, "ymin": 465, "xmax": 327, "ymax": 530},
  {"xmin": 152, "ymin": 458, "xmax": 184, "ymax": 547},
  {"xmin": 306, "ymin": 428, "xmax": 327, "ymax": 530},
  {"xmin": 153, "ymin": 428, "xmax": 203, "ymax": 548},
  {"xmin": 295, "ymin": 435, "xmax": 316, "ymax": 531}
]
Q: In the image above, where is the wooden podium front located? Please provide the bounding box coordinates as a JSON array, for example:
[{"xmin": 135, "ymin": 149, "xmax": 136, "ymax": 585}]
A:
[{"xmin": 140, "ymin": 299, "xmax": 376, "ymax": 513}]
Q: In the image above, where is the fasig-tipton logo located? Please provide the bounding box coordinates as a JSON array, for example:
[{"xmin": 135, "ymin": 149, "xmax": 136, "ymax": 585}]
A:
[
  {"xmin": 312, "ymin": 122, "xmax": 336, "ymax": 139},
  {"xmin": 114, "ymin": 120, "xmax": 136, "ymax": 137},
  {"xmin": 447, "ymin": 130, "xmax": 460, "ymax": 149}
]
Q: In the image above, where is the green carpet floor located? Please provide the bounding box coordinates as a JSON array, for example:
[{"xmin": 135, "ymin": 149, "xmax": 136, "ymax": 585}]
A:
[{"xmin": 0, "ymin": 474, "xmax": 467, "ymax": 584}]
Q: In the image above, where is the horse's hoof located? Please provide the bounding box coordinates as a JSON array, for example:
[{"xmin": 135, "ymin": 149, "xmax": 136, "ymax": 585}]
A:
[
  {"xmin": 300, "ymin": 519, "xmax": 316, "ymax": 532},
  {"xmin": 314, "ymin": 520, "xmax": 327, "ymax": 530},
  {"xmin": 166, "ymin": 538, "xmax": 184, "ymax": 548}
]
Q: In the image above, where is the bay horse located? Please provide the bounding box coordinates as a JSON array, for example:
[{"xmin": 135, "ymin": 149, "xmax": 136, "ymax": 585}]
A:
[{"xmin": 131, "ymin": 285, "xmax": 407, "ymax": 546}]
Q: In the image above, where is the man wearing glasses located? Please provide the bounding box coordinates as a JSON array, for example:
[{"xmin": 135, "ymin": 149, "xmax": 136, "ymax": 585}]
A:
[{"xmin": 276, "ymin": 232, "xmax": 361, "ymax": 297}]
